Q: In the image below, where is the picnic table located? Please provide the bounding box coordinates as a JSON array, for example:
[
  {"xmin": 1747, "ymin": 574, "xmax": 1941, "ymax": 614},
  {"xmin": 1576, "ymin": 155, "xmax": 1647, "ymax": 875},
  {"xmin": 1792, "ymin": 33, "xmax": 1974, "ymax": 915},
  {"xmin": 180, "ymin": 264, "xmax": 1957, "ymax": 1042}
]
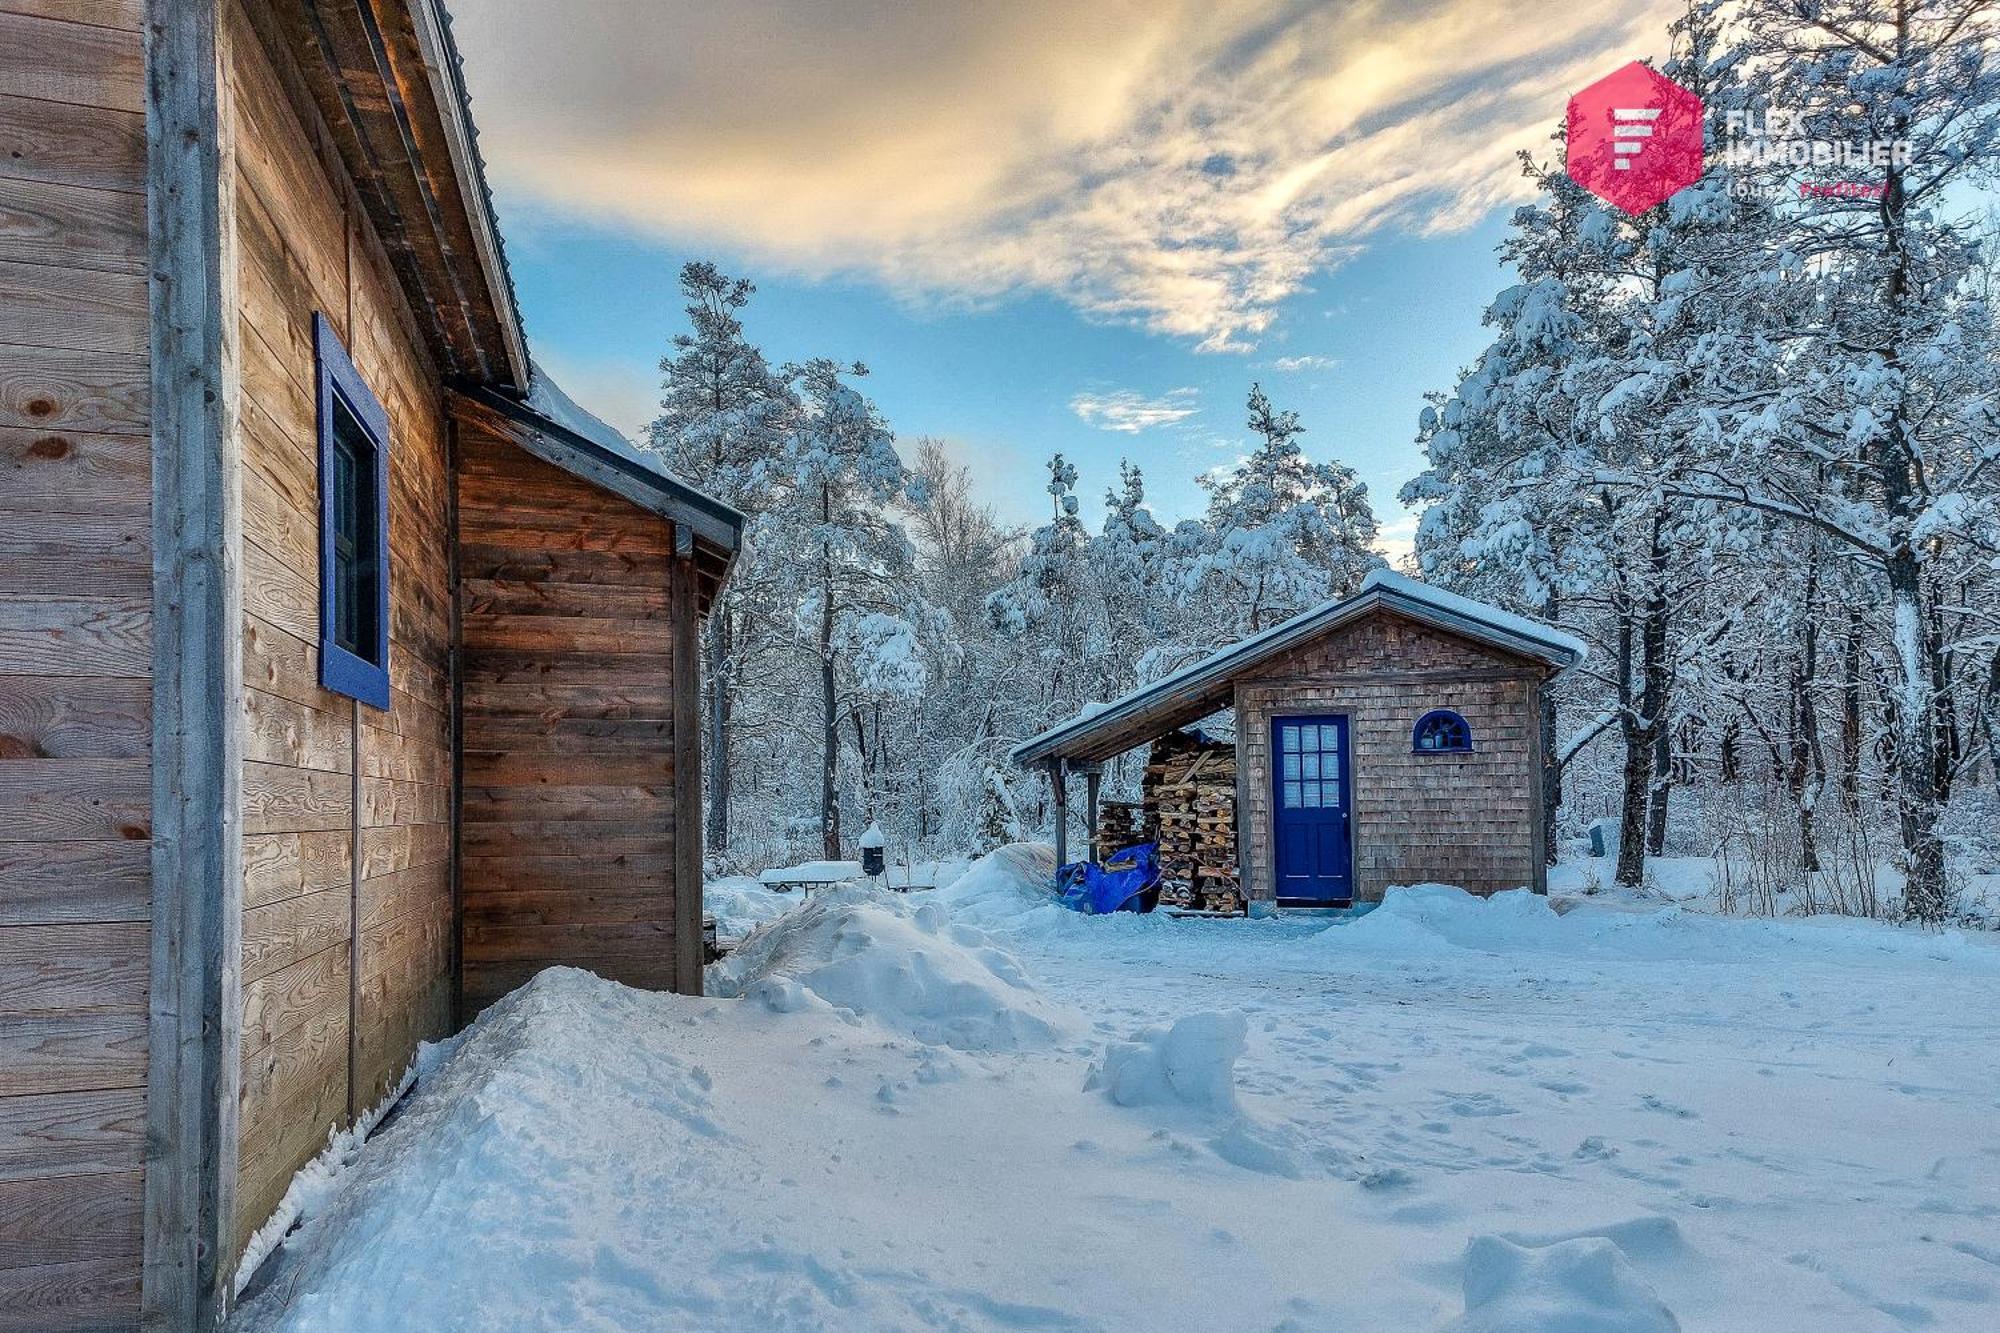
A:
[{"xmin": 758, "ymin": 860, "xmax": 862, "ymax": 893}]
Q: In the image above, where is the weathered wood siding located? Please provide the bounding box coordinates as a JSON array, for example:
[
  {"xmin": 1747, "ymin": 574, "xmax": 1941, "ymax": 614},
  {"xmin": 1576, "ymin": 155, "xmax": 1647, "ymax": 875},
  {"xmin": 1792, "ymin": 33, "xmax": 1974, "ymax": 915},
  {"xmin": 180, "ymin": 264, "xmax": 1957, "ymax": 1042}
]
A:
[
  {"xmin": 456, "ymin": 420, "xmax": 685, "ymax": 1011},
  {"xmin": 1235, "ymin": 608, "xmax": 1548, "ymax": 904},
  {"xmin": 0, "ymin": 2, "xmax": 152, "ymax": 1325},
  {"xmin": 226, "ymin": 3, "xmax": 452, "ymax": 1257}
]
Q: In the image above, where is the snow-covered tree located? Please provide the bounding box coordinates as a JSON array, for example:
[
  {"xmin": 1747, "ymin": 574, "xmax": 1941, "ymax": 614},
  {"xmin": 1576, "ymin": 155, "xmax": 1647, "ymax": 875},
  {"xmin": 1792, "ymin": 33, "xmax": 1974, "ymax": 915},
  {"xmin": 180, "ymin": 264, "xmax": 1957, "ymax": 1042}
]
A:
[
  {"xmin": 757, "ymin": 359, "xmax": 926, "ymax": 857},
  {"xmin": 1653, "ymin": 0, "xmax": 2000, "ymax": 917},
  {"xmin": 1182, "ymin": 384, "xmax": 1380, "ymax": 638},
  {"xmin": 645, "ymin": 262, "xmax": 794, "ymax": 852}
]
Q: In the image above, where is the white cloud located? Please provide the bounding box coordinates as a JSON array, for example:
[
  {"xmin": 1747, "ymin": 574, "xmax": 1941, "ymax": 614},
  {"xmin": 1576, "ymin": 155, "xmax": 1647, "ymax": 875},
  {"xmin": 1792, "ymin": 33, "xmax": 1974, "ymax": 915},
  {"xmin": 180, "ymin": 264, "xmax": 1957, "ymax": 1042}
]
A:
[
  {"xmin": 452, "ymin": 0, "xmax": 1679, "ymax": 350},
  {"xmin": 1070, "ymin": 387, "xmax": 1200, "ymax": 433},
  {"xmin": 1269, "ymin": 355, "xmax": 1338, "ymax": 372}
]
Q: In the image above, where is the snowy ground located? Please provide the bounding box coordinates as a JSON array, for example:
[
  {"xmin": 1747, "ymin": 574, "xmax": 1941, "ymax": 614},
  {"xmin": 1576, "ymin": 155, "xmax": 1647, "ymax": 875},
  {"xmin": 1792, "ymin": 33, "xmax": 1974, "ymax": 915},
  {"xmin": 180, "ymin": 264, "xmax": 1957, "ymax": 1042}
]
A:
[{"xmin": 237, "ymin": 849, "xmax": 2000, "ymax": 1331}]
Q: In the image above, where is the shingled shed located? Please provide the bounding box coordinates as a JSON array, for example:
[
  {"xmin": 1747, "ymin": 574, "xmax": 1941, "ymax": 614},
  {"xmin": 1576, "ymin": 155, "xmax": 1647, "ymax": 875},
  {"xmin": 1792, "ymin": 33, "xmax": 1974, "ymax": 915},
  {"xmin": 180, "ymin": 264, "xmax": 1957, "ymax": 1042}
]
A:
[{"xmin": 1011, "ymin": 571, "xmax": 1585, "ymax": 913}]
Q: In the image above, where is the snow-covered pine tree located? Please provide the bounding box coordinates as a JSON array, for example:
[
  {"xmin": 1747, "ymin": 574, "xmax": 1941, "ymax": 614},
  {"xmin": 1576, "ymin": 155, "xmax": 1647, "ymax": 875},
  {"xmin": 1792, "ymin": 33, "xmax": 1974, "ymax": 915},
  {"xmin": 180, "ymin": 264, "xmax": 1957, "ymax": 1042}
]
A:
[
  {"xmin": 758, "ymin": 358, "xmax": 926, "ymax": 858},
  {"xmin": 1184, "ymin": 384, "xmax": 1380, "ymax": 640},
  {"xmin": 645, "ymin": 261, "xmax": 795, "ymax": 852}
]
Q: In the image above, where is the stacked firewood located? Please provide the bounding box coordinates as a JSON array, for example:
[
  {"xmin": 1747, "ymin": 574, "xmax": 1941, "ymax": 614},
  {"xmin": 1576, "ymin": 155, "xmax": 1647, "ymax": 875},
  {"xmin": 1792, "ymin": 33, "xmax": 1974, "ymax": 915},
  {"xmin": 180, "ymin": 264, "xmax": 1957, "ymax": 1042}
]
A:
[
  {"xmin": 1142, "ymin": 731, "xmax": 1243, "ymax": 913},
  {"xmin": 1096, "ymin": 799, "xmax": 1147, "ymax": 858}
]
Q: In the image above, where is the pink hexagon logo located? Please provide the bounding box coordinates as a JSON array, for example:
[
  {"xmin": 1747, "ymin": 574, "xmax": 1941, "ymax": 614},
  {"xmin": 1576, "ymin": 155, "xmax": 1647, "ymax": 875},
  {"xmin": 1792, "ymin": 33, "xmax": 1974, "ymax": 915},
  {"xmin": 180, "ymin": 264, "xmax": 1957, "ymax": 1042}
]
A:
[{"xmin": 1567, "ymin": 62, "xmax": 1705, "ymax": 214}]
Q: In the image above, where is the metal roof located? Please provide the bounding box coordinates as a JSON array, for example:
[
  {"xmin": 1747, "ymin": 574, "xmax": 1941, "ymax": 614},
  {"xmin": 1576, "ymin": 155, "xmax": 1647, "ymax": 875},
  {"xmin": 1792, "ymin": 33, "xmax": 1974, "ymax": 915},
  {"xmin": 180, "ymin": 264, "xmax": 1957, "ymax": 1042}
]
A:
[{"xmin": 1009, "ymin": 570, "xmax": 1585, "ymax": 769}]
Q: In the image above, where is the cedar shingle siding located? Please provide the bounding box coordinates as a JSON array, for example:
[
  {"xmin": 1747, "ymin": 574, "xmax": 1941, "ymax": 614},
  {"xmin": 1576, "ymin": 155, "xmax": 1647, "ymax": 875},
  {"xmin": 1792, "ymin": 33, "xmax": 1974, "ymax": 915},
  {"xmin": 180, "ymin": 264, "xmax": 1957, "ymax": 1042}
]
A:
[{"xmin": 1235, "ymin": 609, "xmax": 1547, "ymax": 904}]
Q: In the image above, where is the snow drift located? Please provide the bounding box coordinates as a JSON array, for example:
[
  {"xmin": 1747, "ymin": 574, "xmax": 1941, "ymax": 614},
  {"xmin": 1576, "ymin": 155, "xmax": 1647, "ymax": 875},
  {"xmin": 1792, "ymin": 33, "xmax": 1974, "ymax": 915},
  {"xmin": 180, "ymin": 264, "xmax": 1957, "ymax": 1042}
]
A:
[
  {"xmin": 1448, "ymin": 1233, "xmax": 1680, "ymax": 1333},
  {"xmin": 706, "ymin": 884, "xmax": 1068, "ymax": 1051}
]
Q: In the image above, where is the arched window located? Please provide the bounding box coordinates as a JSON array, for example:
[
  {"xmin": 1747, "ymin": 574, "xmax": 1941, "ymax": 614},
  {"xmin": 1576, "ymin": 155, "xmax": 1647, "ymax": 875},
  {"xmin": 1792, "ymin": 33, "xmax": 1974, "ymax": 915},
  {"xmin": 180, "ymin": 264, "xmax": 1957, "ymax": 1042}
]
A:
[{"xmin": 1412, "ymin": 709, "xmax": 1473, "ymax": 753}]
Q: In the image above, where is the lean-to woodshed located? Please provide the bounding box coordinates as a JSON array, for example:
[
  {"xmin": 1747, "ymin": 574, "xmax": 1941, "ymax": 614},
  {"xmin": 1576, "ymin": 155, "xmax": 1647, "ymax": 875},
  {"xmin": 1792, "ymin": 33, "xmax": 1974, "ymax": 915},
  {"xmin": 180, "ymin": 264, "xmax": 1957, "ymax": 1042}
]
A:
[
  {"xmin": 1012, "ymin": 571, "xmax": 1585, "ymax": 913},
  {"xmin": 0, "ymin": 1, "xmax": 739, "ymax": 1324}
]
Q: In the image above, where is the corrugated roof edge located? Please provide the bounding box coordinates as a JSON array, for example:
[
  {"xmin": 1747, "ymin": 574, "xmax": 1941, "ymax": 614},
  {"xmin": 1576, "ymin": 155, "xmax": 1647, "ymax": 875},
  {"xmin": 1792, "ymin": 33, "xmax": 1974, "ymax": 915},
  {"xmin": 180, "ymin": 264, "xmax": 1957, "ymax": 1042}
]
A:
[
  {"xmin": 408, "ymin": 0, "xmax": 531, "ymax": 389},
  {"xmin": 1009, "ymin": 569, "xmax": 1585, "ymax": 767}
]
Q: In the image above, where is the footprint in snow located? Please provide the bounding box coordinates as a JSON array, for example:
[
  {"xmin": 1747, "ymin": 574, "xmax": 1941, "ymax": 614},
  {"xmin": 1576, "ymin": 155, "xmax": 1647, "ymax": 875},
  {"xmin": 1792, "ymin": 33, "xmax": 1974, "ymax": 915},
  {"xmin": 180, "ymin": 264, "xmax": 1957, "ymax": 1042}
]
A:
[
  {"xmin": 1639, "ymin": 1093, "xmax": 1698, "ymax": 1119},
  {"xmin": 1443, "ymin": 1091, "xmax": 1518, "ymax": 1117}
]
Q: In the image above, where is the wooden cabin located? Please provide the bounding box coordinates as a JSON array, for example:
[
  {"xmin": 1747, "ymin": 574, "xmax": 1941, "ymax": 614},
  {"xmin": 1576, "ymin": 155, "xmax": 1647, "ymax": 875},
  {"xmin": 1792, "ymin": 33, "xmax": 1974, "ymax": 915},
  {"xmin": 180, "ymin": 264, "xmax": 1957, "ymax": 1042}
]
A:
[
  {"xmin": 0, "ymin": 1, "xmax": 740, "ymax": 1324},
  {"xmin": 1012, "ymin": 571, "xmax": 1585, "ymax": 912}
]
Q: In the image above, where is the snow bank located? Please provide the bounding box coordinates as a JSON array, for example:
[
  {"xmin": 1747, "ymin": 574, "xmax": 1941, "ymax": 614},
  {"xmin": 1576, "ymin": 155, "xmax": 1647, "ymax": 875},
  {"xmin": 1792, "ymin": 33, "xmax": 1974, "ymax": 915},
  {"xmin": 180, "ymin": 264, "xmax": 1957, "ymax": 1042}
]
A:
[
  {"xmin": 704, "ymin": 876, "xmax": 801, "ymax": 937},
  {"xmin": 707, "ymin": 885, "xmax": 1068, "ymax": 1051},
  {"xmin": 233, "ymin": 969, "xmax": 728, "ymax": 1330},
  {"xmin": 1089, "ymin": 1011, "xmax": 1245, "ymax": 1111},
  {"xmin": 1448, "ymin": 1234, "xmax": 1680, "ymax": 1332},
  {"xmin": 1335, "ymin": 882, "xmax": 2000, "ymax": 971},
  {"xmin": 933, "ymin": 842, "xmax": 1061, "ymax": 928},
  {"xmin": 233, "ymin": 1033, "xmax": 463, "ymax": 1295}
]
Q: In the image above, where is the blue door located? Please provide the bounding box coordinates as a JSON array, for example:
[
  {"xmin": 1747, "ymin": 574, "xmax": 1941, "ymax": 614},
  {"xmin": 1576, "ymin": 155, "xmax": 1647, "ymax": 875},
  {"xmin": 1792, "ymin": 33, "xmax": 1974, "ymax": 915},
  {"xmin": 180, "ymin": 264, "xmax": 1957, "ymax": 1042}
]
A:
[{"xmin": 1272, "ymin": 715, "xmax": 1352, "ymax": 904}]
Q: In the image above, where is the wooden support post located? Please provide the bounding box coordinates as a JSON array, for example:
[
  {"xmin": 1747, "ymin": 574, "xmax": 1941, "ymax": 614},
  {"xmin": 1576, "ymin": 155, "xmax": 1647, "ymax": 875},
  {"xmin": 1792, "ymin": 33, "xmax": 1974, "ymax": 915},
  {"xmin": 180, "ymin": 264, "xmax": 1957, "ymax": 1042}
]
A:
[
  {"xmin": 1082, "ymin": 763, "xmax": 1103, "ymax": 864},
  {"xmin": 1049, "ymin": 758, "xmax": 1069, "ymax": 867},
  {"xmin": 671, "ymin": 525, "xmax": 704, "ymax": 994},
  {"xmin": 143, "ymin": 0, "xmax": 243, "ymax": 1322}
]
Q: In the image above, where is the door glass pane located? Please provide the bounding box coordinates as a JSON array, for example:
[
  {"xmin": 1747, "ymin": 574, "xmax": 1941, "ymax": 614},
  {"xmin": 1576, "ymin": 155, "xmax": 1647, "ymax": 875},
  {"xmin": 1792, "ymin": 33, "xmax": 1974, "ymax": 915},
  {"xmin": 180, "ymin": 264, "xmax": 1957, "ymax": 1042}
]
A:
[
  {"xmin": 1302, "ymin": 754, "xmax": 1320, "ymax": 778},
  {"xmin": 1323, "ymin": 725, "xmax": 1340, "ymax": 754},
  {"xmin": 1303, "ymin": 782, "xmax": 1321, "ymax": 807},
  {"xmin": 1325, "ymin": 779, "xmax": 1339, "ymax": 805},
  {"xmin": 1283, "ymin": 781, "xmax": 1301, "ymax": 808},
  {"xmin": 1282, "ymin": 725, "xmax": 1299, "ymax": 752},
  {"xmin": 1282, "ymin": 754, "xmax": 1299, "ymax": 778}
]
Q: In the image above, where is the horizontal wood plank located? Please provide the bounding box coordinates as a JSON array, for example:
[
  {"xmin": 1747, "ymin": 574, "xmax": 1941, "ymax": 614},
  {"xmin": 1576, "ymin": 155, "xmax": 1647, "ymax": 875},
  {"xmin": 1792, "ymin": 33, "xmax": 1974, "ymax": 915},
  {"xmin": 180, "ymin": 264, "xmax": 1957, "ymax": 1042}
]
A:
[
  {"xmin": 0, "ymin": 840, "xmax": 147, "ymax": 924},
  {"xmin": 0, "ymin": 426, "xmax": 148, "ymax": 516},
  {"xmin": 0, "ymin": 1251, "xmax": 138, "ymax": 1330},
  {"xmin": 0, "ymin": 757, "xmax": 147, "ymax": 841},
  {"xmin": 0, "ymin": 1168, "xmax": 141, "ymax": 1274},
  {"xmin": 0, "ymin": 91, "xmax": 143, "ymax": 194},
  {"xmin": 0, "ymin": 922, "xmax": 145, "ymax": 1013},
  {"xmin": 0, "ymin": 1010, "xmax": 144, "ymax": 1096},
  {"xmin": 0, "ymin": 175, "xmax": 144, "ymax": 273},
  {"xmin": 0, "ymin": 1086, "xmax": 143, "ymax": 1182},
  {"xmin": 0, "ymin": 345, "xmax": 146, "ymax": 435},
  {"xmin": 0, "ymin": 11, "xmax": 141, "ymax": 111},
  {"xmin": 0, "ymin": 258, "xmax": 145, "ymax": 356},
  {"xmin": 0, "ymin": 597, "xmax": 147, "ymax": 676},
  {"xmin": 0, "ymin": 675, "xmax": 146, "ymax": 759}
]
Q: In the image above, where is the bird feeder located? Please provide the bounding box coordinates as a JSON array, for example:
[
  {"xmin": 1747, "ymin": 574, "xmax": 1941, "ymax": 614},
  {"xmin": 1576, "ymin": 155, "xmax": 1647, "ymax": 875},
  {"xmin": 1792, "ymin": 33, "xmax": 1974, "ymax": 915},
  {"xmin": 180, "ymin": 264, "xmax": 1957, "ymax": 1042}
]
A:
[{"xmin": 859, "ymin": 822, "xmax": 886, "ymax": 881}]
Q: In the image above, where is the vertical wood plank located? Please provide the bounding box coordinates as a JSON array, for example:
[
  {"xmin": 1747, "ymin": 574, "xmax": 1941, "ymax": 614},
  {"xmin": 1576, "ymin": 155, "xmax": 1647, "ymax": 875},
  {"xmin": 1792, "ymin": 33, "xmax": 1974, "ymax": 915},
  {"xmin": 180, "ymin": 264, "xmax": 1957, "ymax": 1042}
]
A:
[
  {"xmin": 669, "ymin": 528, "xmax": 701, "ymax": 995},
  {"xmin": 140, "ymin": 0, "xmax": 241, "ymax": 1324}
]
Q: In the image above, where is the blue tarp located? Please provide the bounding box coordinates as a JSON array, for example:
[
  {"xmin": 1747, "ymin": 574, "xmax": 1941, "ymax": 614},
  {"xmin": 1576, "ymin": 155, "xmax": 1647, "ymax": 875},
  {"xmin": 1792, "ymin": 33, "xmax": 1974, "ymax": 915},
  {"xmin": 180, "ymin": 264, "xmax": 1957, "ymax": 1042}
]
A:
[{"xmin": 1055, "ymin": 842, "xmax": 1161, "ymax": 915}]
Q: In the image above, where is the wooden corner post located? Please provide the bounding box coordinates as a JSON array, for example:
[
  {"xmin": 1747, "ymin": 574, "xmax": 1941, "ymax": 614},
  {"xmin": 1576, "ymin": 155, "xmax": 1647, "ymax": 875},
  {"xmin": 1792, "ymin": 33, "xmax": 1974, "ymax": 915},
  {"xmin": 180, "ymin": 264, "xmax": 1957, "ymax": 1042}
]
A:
[
  {"xmin": 1048, "ymin": 759, "xmax": 1069, "ymax": 867},
  {"xmin": 670, "ymin": 524, "xmax": 704, "ymax": 994},
  {"xmin": 143, "ymin": 0, "xmax": 244, "ymax": 1324},
  {"xmin": 1080, "ymin": 762, "xmax": 1103, "ymax": 863}
]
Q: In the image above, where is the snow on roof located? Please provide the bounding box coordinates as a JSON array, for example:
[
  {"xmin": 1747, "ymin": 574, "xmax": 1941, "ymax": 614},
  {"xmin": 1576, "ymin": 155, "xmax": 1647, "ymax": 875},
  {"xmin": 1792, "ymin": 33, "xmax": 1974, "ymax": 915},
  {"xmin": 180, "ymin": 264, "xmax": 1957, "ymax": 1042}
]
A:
[
  {"xmin": 1010, "ymin": 570, "xmax": 1585, "ymax": 767},
  {"xmin": 527, "ymin": 361, "xmax": 669, "ymax": 482},
  {"xmin": 1356, "ymin": 569, "xmax": 1590, "ymax": 664}
]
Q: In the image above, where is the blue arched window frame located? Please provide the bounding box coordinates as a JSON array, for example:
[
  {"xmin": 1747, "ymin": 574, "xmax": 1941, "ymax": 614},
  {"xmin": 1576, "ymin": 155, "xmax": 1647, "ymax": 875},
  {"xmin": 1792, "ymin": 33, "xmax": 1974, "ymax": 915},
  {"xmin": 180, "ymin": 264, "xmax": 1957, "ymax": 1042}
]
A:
[{"xmin": 1412, "ymin": 708, "xmax": 1473, "ymax": 754}]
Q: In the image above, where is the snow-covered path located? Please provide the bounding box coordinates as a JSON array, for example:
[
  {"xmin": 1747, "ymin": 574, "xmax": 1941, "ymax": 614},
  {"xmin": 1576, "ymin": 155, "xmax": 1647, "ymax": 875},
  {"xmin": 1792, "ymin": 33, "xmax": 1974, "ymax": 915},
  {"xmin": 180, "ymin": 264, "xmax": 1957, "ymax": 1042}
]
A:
[{"xmin": 236, "ymin": 856, "xmax": 2000, "ymax": 1331}]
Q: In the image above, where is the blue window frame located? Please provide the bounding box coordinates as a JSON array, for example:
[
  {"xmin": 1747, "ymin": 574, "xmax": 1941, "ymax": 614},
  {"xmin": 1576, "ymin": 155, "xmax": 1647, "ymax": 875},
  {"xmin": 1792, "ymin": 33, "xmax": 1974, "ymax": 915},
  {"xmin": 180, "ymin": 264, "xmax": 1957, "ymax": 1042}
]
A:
[
  {"xmin": 1412, "ymin": 708, "xmax": 1473, "ymax": 754},
  {"xmin": 314, "ymin": 314, "xmax": 391, "ymax": 709}
]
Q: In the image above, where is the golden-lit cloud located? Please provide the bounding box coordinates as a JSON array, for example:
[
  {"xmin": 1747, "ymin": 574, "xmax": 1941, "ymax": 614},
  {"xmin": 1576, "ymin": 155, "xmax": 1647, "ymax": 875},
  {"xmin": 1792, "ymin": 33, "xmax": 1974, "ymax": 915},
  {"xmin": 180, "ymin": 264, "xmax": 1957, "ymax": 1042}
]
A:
[{"xmin": 451, "ymin": 0, "xmax": 1678, "ymax": 350}]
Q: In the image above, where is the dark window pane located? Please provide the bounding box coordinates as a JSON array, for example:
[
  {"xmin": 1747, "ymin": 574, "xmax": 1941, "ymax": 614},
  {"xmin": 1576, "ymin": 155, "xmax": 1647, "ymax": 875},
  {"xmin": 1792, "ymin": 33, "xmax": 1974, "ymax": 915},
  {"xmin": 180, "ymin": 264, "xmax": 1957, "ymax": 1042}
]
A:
[{"xmin": 329, "ymin": 397, "xmax": 381, "ymax": 663}]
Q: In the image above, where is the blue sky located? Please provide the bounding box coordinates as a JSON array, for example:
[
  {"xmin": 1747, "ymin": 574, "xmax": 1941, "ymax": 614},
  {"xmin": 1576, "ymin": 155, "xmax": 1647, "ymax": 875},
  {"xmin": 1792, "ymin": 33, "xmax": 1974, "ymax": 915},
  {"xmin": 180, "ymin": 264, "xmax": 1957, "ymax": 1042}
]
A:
[
  {"xmin": 505, "ymin": 201, "xmax": 1516, "ymax": 550},
  {"xmin": 451, "ymin": 0, "xmax": 1680, "ymax": 555}
]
